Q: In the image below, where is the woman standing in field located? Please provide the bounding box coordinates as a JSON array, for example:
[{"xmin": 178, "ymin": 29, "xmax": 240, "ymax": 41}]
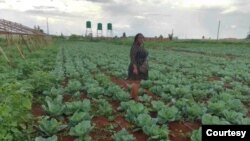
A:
[{"xmin": 127, "ymin": 33, "xmax": 149, "ymax": 80}]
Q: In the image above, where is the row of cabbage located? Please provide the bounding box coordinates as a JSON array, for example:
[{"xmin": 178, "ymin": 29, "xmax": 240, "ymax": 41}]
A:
[
  {"xmin": 61, "ymin": 44, "xmax": 172, "ymax": 140},
  {"xmin": 153, "ymin": 41, "xmax": 250, "ymax": 57},
  {"xmin": 38, "ymin": 41, "xmax": 250, "ymax": 141},
  {"xmin": 168, "ymin": 45, "xmax": 250, "ymax": 58},
  {"xmin": 37, "ymin": 44, "xmax": 156, "ymax": 140},
  {"xmin": 62, "ymin": 42, "xmax": 250, "ymax": 140}
]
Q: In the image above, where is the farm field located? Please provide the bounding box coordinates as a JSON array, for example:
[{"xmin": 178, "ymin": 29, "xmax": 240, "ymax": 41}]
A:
[{"xmin": 1, "ymin": 38, "xmax": 250, "ymax": 141}]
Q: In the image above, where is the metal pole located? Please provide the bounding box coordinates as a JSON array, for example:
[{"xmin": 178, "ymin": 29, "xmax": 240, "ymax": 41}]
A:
[
  {"xmin": 217, "ymin": 20, "xmax": 220, "ymax": 40},
  {"xmin": 47, "ymin": 17, "xmax": 49, "ymax": 34}
]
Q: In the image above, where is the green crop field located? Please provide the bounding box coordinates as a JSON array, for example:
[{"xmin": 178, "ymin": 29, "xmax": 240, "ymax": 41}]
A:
[{"xmin": 0, "ymin": 38, "xmax": 250, "ymax": 141}]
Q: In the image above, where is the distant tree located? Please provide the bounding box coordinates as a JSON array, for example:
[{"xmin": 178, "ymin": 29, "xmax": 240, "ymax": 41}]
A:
[
  {"xmin": 60, "ymin": 33, "xmax": 65, "ymax": 39},
  {"xmin": 159, "ymin": 35, "xmax": 163, "ymax": 41},
  {"xmin": 159, "ymin": 35, "xmax": 163, "ymax": 39},
  {"xmin": 246, "ymin": 32, "xmax": 250, "ymax": 39},
  {"xmin": 39, "ymin": 29, "xmax": 44, "ymax": 33},
  {"xmin": 69, "ymin": 34, "xmax": 82, "ymax": 40},
  {"xmin": 34, "ymin": 25, "xmax": 44, "ymax": 33},
  {"xmin": 168, "ymin": 33, "xmax": 173, "ymax": 40},
  {"xmin": 122, "ymin": 32, "xmax": 126, "ymax": 38}
]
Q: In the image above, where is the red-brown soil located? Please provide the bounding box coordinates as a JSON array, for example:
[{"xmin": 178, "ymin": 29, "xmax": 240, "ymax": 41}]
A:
[
  {"xmin": 63, "ymin": 92, "xmax": 88, "ymax": 102},
  {"xmin": 144, "ymin": 89, "xmax": 160, "ymax": 100},
  {"xmin": 149, "ymin": 111, "xmax": 157, "ymax": 118},
  {"xmin": 113, "ymin": 114, "xmax": 148, "ymax": 141},
  {"xmin": 169, "ymin": 121, "xmax": 201, "ymax": 141},
  {"xmin": 110, "ymin": 100, "xmax": 120, "ymax": 112},
  {"xmin": 90, "ymin": 128, "xmax": 113, "ymax": 141},
  {"xmin": 247, "ymin": 112, "xmax": 250, "ymax": 118},
  {"xmin": 62, "ymin": 116, "xmax": 69, "ymax": 124},
  {"xmin": 114, "ymin": 115, "xmax": 132, "ymax": 130},
  {"xmin": 207, "ymin": 76, "xmax": 221, "ymax": 81},
  {"xmin": 63, "ymin": 95, "xmax": 72, "ymax": 102},
  {"xmin": 58, "ymin": 135, "xmax": 76, "ymax": 141},
  {"xmin": 92, "ymin": 116, "xmax": 110, "ymax": 127},
  {"xmin": 132, "ymin": 130, "xmax": 149, "ymax": 141},
  {"xmin": 245, "ymin": 104, "xmax": 250, "ymax": 118},
  {"xmin": 80, "ymin": 92, "xmax": 88, "ymax": 99},
  {"xmin": 62, "ymin": 78, "xmax": 68, "ymax": 88},
  {"xmin": 247, "ymin": 109, "xmax": 250, "ymax": 118},
  {"xmin": 90, "ymin": 115, "xmax": 136, "ymax": 141},
  {"xmin": 224, "ymin": 82, "xmax": 232, "ymax": 89},
  {"xmin": 110, "ymin": 77, "xmax": 140, "ymax": 90},
  {"xmin": 90, "ymin": 114, "xmax": 113, "ymax": 141},
  {"xmin": 32, "ymin": 103, "xmax": 45, "ymax": 117},
  {"xmin": 111, "ymin": 78, "xmax": 130, "ymax": 90}
]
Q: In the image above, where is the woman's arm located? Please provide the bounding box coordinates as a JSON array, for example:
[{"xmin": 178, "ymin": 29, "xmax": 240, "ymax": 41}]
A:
[{"xmin": 133, "ymin": 64, "xmax": 138, "ymax": 74}]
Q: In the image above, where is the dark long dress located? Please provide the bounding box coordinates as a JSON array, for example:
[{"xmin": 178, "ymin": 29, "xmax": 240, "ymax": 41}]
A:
[{"xmin": 127, "ymin": 44, "xmax": 148, "ymax": 80}]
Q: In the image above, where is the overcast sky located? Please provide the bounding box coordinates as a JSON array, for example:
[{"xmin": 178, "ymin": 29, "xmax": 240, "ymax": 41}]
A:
[{"xmin": 0, "ymin": 0, "xmax": 250, "ymax": 39}]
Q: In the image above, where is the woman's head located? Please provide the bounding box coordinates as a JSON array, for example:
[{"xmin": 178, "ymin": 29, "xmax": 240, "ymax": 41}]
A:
[{"xmin": 133, "ymin": 33, "xmax": 144, "ymax": 46}]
